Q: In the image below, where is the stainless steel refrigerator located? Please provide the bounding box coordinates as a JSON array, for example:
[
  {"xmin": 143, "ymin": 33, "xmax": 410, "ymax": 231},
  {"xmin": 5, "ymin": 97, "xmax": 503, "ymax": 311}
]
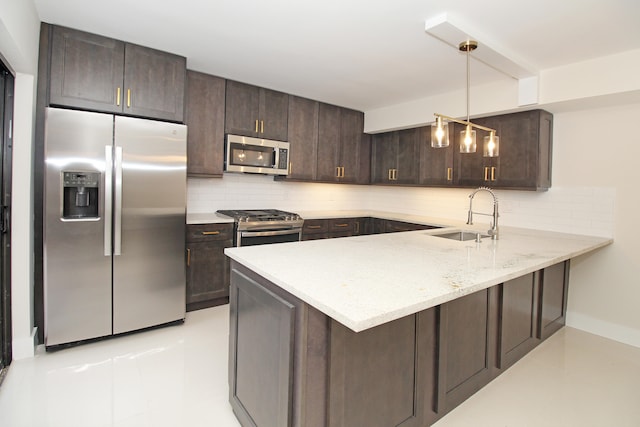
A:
[{"xmin": 44, "ymin": 107, "xmax": 187, "ymax": 347}]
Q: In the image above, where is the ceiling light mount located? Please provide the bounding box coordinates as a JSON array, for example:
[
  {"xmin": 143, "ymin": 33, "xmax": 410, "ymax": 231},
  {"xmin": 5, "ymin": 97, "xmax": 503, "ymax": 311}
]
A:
[{"xmin": 458, "ymin": 40, "xmax": 478, "ymax": 53}]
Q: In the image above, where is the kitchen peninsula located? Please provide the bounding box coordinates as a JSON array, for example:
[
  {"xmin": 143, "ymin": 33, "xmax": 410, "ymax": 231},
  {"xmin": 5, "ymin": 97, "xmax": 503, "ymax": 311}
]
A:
[{"xmin": 224, "ymin": 216, "xmax": 611, "ymax": 427}]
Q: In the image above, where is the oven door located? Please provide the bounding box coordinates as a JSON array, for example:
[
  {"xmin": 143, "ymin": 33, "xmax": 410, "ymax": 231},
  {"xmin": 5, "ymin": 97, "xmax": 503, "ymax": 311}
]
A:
[{"xmin": 237, "ymin": 228, "xmax": 302, "ymax": 247}]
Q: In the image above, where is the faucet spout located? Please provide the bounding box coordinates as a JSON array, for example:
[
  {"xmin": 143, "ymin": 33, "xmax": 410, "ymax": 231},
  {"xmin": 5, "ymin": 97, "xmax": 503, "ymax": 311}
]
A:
[{"xmin": 467, "ymin": 187, "xmax": 499, "ymax": 240}]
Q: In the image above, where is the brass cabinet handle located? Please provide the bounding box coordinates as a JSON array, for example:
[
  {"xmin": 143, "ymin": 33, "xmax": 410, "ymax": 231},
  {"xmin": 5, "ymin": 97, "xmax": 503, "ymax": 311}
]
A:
[
  {"xmin": 447, "ymin": 167, "xmax": 453, "ymax": 181},
  {"xmin": 484, "ymin": 167, "xmax": 489, "ymax": 181},
  {"xmin": 388, "ymin": 169, "xmax": 393, "ymax": 181},
  {"xmin": 187, "ymin": 248, "xmax": 191, "ymax": 267},
  {"xmin": 491, "ymin": 166, "xmax": 496, "ymax": 181},
  {"xmin": 335, "ymin": 223, "xmax": 349, "ymax": 227},
  {"xmin": 116, "ymin": 87, "xmax": 121, "ymax": 106},
  {"xmin": 307, "ymin": 225, "xmax": 322, "ymax": 229},
  {"xmin": 289, "ymin": 162, "xmax": 292, "ymax": 175},
  {"xmin": 336, "ymin": 166, "xmax": 341, "ymax": 178},
  {"xmin": 255, "ymin": 120, "xmax": 259, "ymax": 133},
  {"xmin": 341, "ymin": 167, "xmax": 345, "ymax": 178},
  {"xmin": 126, "ymin": 89, "xmax": 131, "ymax": 108},
  {"xmin": 355, "ymin": 221, "xmax": 360, "ymax": 234},
  {"xmin": 261, "ymin": 120, "xmax": 264, "ymax": 133},
  {"xmin": 394, "ymin": 169, "xmax": 398, "ymax": 181},
  {"xmin": 201, "ymin": 231, "xmax": 220, "ymax": 235}
]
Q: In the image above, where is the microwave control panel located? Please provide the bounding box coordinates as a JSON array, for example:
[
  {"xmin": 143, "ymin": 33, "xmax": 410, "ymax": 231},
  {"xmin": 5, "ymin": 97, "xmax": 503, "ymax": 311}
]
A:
[{"xmin": 278, "ymin": 148, "xmax": 288, "ymax": 170}]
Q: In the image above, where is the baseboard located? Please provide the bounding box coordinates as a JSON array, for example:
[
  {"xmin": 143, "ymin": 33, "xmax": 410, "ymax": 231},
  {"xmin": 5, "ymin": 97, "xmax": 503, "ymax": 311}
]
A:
[
  {"xmin": 566, "ymin": 312, "xmax": 640, "ymax": 349},
  {"xmin": 12, "ymin": 327, "xmax": 38, "ymax": 360}
]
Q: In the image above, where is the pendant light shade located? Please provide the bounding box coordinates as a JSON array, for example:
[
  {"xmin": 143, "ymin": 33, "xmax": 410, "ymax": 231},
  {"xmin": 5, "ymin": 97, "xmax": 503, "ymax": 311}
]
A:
[
  {"xmin": 431, "ymin": 115, "xmax": 450, "ymax": 148},
  {"xmin": 483, "ymin": 131, "xmax": 499, "ymax": 157},
  {"xmin": 460, "ymin": 124, "xmax": 476, "ymax": 153}
]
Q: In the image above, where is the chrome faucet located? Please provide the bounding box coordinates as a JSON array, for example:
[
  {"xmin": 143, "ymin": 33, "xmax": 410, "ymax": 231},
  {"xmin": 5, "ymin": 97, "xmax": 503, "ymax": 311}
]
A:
[{"xmin": 467, "ymin": 187, "xmax": 499, "ymax": 240}]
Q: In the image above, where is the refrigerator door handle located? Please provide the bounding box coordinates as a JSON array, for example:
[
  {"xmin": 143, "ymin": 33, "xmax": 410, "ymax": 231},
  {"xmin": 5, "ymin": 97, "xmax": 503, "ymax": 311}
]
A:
[
  {"xmin": 104, "ymin": 146, "xmax": 113, "ymax": 256},
  {"xmin": 114, "ymin": 146, "xmax": 123, "ymax": 256}
]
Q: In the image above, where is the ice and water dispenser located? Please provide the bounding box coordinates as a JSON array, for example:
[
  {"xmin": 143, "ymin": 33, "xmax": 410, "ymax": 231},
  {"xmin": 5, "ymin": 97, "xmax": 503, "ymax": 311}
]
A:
[{"xmin": 61, "ymin": 171, "xmax": 100, "ymax": 219}]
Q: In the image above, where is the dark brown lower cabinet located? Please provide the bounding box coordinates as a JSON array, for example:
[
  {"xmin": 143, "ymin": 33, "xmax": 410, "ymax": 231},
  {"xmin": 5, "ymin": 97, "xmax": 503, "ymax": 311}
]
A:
[
  {"xmin": 228, "ymin": 259, "xmax": 571, "ymax": 427},
  {"xmin": 499, "ymin": 272, "xmax": 540, "ymax": 369},
  {"xmin": 185, "ymin": 223, "xmax": 233, "ymax": 311},
  {"xmin": 539, "ymin": 260, "xmax": 570, "ymax": 339},
  {"xmin": 437, "ymin": 288, "xmax": 499, "ymax": 413}
]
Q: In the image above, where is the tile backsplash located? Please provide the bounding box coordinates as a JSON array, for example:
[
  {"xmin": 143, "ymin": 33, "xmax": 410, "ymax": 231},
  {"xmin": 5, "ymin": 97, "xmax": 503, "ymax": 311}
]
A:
[{"xmin": 188, "ymin": 174, "xmax": 615, "ymax": 238}]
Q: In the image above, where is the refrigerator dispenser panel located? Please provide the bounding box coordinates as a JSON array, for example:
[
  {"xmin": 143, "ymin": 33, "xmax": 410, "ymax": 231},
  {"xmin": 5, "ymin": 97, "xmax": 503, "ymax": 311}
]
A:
[{"xmin": 62, "ymin": 171, "xmax": 100, "ymax": 219}]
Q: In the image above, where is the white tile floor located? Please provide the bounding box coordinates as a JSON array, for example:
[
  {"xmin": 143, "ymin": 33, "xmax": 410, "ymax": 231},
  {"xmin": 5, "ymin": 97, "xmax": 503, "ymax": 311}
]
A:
[{"xmin": 1, "ymin": 305, "xmax": 639, "ymax": 427}]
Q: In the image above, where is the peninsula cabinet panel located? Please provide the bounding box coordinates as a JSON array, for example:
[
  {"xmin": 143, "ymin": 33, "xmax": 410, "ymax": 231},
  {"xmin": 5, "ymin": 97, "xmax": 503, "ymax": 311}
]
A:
[
  {"xmin": 229, "ymin": 270, "xmax": 295, "ymax": 427},
  {"xmin": 539, "ymin": 260, "xmax": 570, "ymax": 340},
  {"xmin": 186, "ymin": 223, "xmax": 233, "ymax": 311},
  {"xmin": 328, "ymin": 310, "xmax": 437, "ymax": 427},
  {"xmin": 185, "ymin": 71, "xmax": 226, "ymax": 177},
  {"xmin": 283, "ymin": 96, "xmax": 319, "ymax": 180},
  {"xmin": 437, "ymin": 287, "xmax": 499, "ymax": 413},
  {"xmin": 49, "ymin": 25, "xmax": 186, "ymax": 122},
  {"xmin": 499, "ymin": 272, "xmax": 540, "ymax": 369},
  {"xmin": 225, "ymin": 80, "xmax": 289, "ymax": 141}
]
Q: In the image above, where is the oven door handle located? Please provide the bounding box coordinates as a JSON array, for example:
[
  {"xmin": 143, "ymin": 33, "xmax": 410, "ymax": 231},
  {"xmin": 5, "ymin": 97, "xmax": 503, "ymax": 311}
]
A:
[{"xmin": 241, "ymin": 229, "xmax": 301, "ymax": 238}]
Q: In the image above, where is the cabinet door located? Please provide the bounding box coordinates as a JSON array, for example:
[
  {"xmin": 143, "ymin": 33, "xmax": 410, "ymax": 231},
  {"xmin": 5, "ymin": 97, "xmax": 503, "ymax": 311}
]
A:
[
  {"xmin": 317, "ymin": 103, "xmax": 341, "ymax": 181},
  {"xmin": 225, "ymin": 80, "xmax": 260, "ymax": 137},
  {"xmin": 499, "ymin": 272, "xmax": 540, "ymax": 369},
  {"xmin": 259, "ymin": 88, "xmax": 289, "ymax": 141},
  {"xmin": 123, "ymin": 44, "xmax": 186, "ymax": 122},
  {"xmin": 185, "ymin": 71, "xmax": 226, "ymax": 177},
  {"xmin": 49, "ymin": 26, "xmax": 124, "ymax": 113},
  {"xmin": 420, "ymin": 123, "xmax": 454, "ymax": 186},
  {"xmin": 453, "ymin": 122, "xmax": 486, "ymax": 187},
  {"xmin": 539, "ymin": 261, "xmax": 569, "ymax": 340},
  {"xmin": 492, "ymin": 110, "xmax": 552, "ymax": 189},
  {"xmin": 284, "ymin": 96, "xmax": 318, "ymax": 180},
  {"xmin": 396, "ymin": 127, "xmax": 423, "ymax": 185},
  {"xmin": 186, "ymin": 241, "xmax": 230, "ymax": 307},
  {"xmin": 339, "ymin": 108, "xmax": 366, "ymax": 183},
  {"xmin": 438, "ymin": 288, "xmax": 498, "ymax": 413},
  {"xmin": 371, "ymin": 131, "xmax": 399, "ymax": 184}
]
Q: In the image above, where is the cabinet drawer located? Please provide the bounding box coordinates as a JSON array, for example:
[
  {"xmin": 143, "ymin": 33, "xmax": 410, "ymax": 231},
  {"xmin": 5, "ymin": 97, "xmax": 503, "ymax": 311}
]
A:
[
  {"xmin": 329, "ymin": 218, "xmax": 358, "ymax": 233},
  {"xmin": 303, "ymin": 219, "xmax": 329, "ymax": 235},
  {"xmin": 187, "ymin": 223, "xmax": 234, "ymax": 242}
]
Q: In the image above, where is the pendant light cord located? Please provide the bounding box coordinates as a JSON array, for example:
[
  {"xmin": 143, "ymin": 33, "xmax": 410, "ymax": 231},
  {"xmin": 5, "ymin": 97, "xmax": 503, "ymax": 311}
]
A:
[{"xmin": 466, "ymin": 45, "xmax": 470, "ymax": 123}]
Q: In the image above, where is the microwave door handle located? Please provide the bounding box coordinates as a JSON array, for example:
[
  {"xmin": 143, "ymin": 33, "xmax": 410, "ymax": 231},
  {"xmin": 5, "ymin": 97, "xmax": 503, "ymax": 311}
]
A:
[{"xmin": 272, "ymin": 149, "xmax": 277, "ymax": 168}]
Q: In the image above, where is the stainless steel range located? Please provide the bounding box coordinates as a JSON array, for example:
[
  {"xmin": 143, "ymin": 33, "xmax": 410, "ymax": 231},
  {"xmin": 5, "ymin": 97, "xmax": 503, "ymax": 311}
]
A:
[{"xmin": 217, "ymin": 209, "xmax": 304, "ymax": 247}]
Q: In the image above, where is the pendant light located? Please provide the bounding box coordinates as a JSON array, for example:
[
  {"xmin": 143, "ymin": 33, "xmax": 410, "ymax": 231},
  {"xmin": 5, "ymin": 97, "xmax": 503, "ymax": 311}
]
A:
[{"xmin": 432, "ymin": 40, "xmax": 499, "ymax": 157}]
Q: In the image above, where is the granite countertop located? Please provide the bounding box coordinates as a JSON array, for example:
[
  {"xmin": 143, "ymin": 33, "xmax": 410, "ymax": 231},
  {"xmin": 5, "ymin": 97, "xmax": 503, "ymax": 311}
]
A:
[
  {"xmin": 186, "ymin": 212, "xmax": 234, "ymax": 224},
  {"xmin": 225, "ymin": 218, "xmax": 612, "ymax": 333}
]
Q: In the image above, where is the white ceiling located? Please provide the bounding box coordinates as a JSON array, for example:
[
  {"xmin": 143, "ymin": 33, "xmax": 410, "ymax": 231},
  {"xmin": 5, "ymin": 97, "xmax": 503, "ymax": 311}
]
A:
[{"xmin": 33, "ymin": 0, "xmax": 640, "ymax": 112}]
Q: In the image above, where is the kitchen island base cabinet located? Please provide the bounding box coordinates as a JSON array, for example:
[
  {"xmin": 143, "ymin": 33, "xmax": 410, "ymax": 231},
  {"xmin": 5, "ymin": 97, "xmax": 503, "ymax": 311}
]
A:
[{"xmin": 228, "ymin": 260, "xmax": 570, "ymax": 427}]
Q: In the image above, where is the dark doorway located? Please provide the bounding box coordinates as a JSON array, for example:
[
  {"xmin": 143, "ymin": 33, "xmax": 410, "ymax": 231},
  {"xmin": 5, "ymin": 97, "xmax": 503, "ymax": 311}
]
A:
[{"xmin": 0, "ymin": 60, "xmax": 14, "ymax": 381}]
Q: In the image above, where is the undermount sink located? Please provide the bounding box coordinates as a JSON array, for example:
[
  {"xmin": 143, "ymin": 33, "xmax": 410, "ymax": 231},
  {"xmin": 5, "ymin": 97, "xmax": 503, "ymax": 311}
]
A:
[{"xmin": 433, "ymin": 231, "xmax": 490, "ymax": 241}]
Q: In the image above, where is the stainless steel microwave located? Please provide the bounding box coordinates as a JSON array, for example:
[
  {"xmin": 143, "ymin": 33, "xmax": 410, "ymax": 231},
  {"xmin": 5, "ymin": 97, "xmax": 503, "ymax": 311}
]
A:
[{"xmin": 224, "ymin": 134, "xmax": 290, "ymax": 175}]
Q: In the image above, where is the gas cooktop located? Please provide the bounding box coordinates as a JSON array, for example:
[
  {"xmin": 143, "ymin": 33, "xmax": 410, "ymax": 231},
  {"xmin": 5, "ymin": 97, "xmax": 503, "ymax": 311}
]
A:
[{"xmin": 216, "ymin": 209, "xmax": 304, "ymax": 230}]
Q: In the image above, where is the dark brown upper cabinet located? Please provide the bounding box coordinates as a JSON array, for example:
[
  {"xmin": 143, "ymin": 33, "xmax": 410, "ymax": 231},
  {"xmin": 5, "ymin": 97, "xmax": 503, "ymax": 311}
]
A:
[
  {"xmin": 282, "ymin": 95, "xmax": 319, "ymax": 180},
  {"xmin": 454, "ymin": 110, "xmax": 553, "ymax": 190},
  {"xmin": 224, "ymin": 80, "xmax": 289, "ymax": 141},
  {"xmin": 371, "ymin": 127, "xmax": 423, "ymax": 185},
  {"xmin": 317, "ymin": 103, "xmax": 370, "ymax": 184},
  {"xmin": 420, "ymin": 123, "xmax": 455, "ymax": 186},
  {"xmin": 185, "ymin": 71, "xmax": 226, "ymax": 177},
  {"xmin": 49, "ymin": 25, "xmax": 186, "ymax": 122}
]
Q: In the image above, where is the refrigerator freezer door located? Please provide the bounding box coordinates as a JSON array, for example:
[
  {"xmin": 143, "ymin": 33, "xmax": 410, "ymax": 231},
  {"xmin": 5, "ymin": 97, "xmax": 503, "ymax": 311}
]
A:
[
  {"xmin": 112, "ymin": 116, "xmax": 186, "ymax": 334},
  {"xmin": 44, "ymin": 108, "xmax": 113, "ymax": 346}
]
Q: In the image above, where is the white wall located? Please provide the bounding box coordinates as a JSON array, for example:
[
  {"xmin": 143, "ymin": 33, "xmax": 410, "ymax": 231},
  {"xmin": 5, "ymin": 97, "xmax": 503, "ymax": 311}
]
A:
[{"xmin": 0, "ymin": 0, "xmax": 41, "ymax": 359}]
